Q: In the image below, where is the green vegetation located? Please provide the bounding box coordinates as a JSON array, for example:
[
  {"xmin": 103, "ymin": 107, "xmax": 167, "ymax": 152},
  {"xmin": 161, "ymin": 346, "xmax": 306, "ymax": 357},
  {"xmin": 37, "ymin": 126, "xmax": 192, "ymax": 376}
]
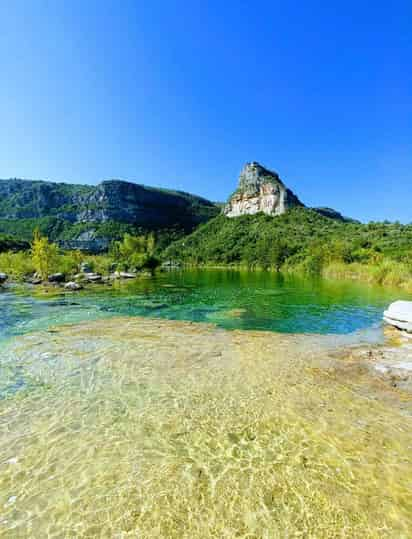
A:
[
  {"xmin": 0, "ymin": 217, "xmax": 69, "ymax": 241},
  {"xmin": 0, "ymin": 251, "xmax": 35, "ymax": 280},
  {"xmin": 31, "ymin": 229, "xmax": 60, "ymax": 279},
  {"xmin": 2, "ymin": 208, "xmax": 412, "ymax": 291},
  {"xmin": 164, "ymin": 208, "xmax": 412, "ymax": 290},
  {"xmin": 0, "ymin": 178, "xmax": 219, "ymax": 245},
  {"xmin": 110, "ymin": 233, "xmax": 160, "ymax": 274},
  {"xmin": 0, "ymin": 234, "xmax": 29, "ymax": 253},
  {"xmin": 0, "ymin": 230, "xmax": 160, "ymax": 282},
  {"xmin": 0, "ymin": 218, "xmax": 193, "ymax": 258}
]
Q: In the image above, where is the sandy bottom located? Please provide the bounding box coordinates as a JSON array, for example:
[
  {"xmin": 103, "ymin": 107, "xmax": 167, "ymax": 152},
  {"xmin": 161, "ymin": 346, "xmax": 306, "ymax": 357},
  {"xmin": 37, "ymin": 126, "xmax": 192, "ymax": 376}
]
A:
[{"xmin": 0, "ymin": 317, "xmax": 412, "ymax": 538}]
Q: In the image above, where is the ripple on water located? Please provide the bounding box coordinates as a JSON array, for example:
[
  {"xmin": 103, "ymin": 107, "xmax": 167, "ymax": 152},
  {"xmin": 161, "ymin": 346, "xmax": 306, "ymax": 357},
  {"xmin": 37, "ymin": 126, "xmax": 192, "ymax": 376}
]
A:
[{"xmin": 0, "ymin": 317, "xmax": 411, "ymax": 537}]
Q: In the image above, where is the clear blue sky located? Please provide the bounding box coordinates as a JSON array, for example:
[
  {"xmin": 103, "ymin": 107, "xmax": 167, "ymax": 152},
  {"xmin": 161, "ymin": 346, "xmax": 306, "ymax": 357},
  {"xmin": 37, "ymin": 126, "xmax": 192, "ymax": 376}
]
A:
[{"xmin": 0, "ymin": 1, "xmax": 411, "ymax": 222}]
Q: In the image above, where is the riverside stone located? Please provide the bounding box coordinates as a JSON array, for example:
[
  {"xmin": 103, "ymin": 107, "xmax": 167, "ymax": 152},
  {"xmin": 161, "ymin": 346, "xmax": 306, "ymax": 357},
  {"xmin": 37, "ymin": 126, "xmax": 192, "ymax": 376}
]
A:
[
  {"xmin": 48, "ymin": 273, "xmax": 65, "ymax": 283},
  {"xmin": 84, "ymin": 273, "xmax": 102, "ymax": 282},
  {"xmin": 64, "ymin": 281, "xmax": 83, "ymax": 291},
  {"xmin": 0, "ymin": 272, "xmax": 8, "ymax": 284},
  {"xmin": 383, "ymin": 301, "xmax": 412, "ymax": 332}
]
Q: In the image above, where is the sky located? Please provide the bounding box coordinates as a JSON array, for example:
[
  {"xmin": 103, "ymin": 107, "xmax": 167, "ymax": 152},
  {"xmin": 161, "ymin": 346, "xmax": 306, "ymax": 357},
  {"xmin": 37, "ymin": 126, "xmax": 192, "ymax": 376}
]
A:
[{"xmin": 0, "ymin": 1, "xmax": 411, "ymax": 222}]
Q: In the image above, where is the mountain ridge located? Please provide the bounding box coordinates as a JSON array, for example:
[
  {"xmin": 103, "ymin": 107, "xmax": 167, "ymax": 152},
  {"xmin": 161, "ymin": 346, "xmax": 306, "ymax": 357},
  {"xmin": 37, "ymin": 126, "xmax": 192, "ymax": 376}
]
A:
[{"xmin": 0, "ymin": 165, "xmax": 354, "ymax": 251}]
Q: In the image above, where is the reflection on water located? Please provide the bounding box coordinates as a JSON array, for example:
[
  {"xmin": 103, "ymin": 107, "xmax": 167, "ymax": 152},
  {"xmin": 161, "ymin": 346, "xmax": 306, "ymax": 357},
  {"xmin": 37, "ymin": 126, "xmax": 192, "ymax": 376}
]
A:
[
  {"xmin": 0, "ymin": 318, "xmax": 411, "ymax": 537},
  {"xmin": 0, "ymin": 270, "xmax": 408, "ymax": 342}
]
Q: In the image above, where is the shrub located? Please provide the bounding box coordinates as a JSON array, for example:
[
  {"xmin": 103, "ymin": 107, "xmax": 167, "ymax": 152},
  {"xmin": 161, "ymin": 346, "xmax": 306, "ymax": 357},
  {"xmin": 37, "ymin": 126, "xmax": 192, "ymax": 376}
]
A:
[
  {"xmin": 0, "ymin": 251, "xmax": 35, "ymax": 280},
  {"xmin": 31, "ymin": 230, "xmax": 60, "ymax": 279}
]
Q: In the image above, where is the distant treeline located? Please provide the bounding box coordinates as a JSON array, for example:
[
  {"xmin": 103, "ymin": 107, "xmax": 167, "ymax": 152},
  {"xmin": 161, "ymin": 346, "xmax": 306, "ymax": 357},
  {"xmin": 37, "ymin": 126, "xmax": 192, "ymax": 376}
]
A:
[
  {"xmin": 0, "ymin": 234, "xmax": 29, "ymax": 253},
  {"xmin": 164, "ymin": 208, "xmax": 412, "ymax": 290}
]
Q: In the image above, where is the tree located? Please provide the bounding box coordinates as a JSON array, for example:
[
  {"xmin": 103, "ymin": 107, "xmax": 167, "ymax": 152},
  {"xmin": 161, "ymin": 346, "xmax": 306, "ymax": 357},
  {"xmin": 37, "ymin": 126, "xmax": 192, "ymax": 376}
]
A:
[
  {"xmin": 31, "ymin": 229, "xmax": 59, "ymax": 279},
  {"xmin": 270, "ymin": 241, "xmax": 289, "ymax": 271},
  {"xmin": 114, "ymin": 233, "xmax": 160, "ymax": 274}
]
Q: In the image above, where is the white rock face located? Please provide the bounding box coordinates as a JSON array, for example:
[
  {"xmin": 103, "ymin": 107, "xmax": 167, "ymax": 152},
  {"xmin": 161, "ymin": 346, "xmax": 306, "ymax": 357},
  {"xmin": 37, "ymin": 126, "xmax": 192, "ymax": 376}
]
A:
[
  {"xmin": 383, "ymin": 301, "xmax": 412, "ymax": 332},
  {"xmin": 223, "ymin": 162, "xmax": 302, "ymax": 218}
]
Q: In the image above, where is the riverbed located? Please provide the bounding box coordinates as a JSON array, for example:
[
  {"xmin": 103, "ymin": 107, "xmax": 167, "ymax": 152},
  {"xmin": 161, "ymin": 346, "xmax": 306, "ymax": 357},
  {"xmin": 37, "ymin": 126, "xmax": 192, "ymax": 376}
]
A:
[{"xmin": 1, "ymin": 272, "xmax": 411, "ymax": 537}]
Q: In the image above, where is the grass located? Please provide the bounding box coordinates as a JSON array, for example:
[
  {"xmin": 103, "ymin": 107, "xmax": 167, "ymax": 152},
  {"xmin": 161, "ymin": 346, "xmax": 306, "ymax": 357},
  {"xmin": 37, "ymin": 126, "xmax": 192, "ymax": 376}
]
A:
[{"xmin": 323, "ymin": 260, "xmax": 412, "ymax": 292}]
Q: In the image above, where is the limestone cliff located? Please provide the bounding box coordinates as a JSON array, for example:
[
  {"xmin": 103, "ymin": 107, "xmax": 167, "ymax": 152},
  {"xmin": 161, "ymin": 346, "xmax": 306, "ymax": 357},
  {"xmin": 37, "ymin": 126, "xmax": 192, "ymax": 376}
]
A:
[
  {"xmin": 223, "ymin": 162, "xmax": 303, "ymax": 217},
  {"xmin": 0, "ymin": 178, "xmax": 218, "ymax": 229}
]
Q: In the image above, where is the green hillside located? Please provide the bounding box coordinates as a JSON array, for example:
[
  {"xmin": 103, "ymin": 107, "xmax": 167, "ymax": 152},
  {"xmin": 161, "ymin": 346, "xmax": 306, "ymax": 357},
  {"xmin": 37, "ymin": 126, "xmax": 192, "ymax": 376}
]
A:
[
  {"xmin": 0, "ymin": 178, "xmax": 219, "ymax": 247},
  {"xmin": 164, "ymin": 208, "xmax": 412, "ymax": 287}
]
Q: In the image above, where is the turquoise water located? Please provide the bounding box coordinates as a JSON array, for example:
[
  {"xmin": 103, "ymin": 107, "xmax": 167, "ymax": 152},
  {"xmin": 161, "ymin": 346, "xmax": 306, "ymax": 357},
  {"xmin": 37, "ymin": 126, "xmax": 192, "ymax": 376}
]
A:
[
  {"xmin": 1, "ymin": 271, "xmax": 412, "ymax": 537},
  {"xmin": 0, "ymin": 270, "xmax": 405, "ymax": 341}
]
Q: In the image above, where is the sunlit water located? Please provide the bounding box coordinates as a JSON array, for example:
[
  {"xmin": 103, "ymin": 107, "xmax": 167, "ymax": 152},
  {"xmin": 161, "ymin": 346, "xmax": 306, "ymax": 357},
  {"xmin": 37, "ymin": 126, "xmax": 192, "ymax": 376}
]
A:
[
  {"xmin": 0, "ymin": 270, "xmax": 407, "ymax": 342},
  {"xmin": 1, "ymin": 272, "xmax": 411, "ymax": 537}
]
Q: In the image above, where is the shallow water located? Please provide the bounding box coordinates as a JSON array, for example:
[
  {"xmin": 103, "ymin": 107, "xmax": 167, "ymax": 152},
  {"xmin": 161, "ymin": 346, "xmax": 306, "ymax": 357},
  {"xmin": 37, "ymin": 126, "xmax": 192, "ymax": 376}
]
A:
[
  {"xmin": 0, "ymin": 318, "xmax": 411, "ymax": 538},
  {"xmin": 1, "ymin": 272, "xmax": 411, "ymax": 537},
  {"xmin": 0, "ymin": 270, "xmax": 407, "ymax": 342}
]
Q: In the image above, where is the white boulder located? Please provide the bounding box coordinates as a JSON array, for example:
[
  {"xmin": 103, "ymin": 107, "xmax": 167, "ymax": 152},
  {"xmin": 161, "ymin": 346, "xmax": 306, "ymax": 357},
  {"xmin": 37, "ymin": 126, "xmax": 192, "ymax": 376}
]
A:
[{"xmin": 383, "ymin": 301, "xmax": 412, "ymax": 332}]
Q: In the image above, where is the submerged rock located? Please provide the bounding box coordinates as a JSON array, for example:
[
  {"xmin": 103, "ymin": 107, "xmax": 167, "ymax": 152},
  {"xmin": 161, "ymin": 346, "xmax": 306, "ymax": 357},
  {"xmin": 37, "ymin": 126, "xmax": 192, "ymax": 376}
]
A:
[
  {"xmin": 64, "ymin": 281, "xmax": 83, "ymax": 291},
  {"xmin": 383, "ymin": 301, "xmax": 412, "ymax": 333}
]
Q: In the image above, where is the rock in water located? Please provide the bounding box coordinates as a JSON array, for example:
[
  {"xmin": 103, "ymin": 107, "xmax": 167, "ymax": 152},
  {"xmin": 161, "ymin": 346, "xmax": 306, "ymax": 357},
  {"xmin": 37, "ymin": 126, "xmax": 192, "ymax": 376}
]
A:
[
  {"xmin": 0, "ymin": 272, "xmax": 8, "ymax": 284},
  {"xmin": 48, "ymin": 273, "xmax": 65, "ymax": 283},
  {"xmin": 84, "ymin": 273, "xmax": 102, "ymax": 282},
  {"xmin": 223, "ymin": 162, "xmax": 303, "ymax": 218},
  {"xmin": 64, "ymin": 281, "xmax": 83, "ymax": 291},
  {"xmin": 383, "ymin": 301, "xmax": 412, "ymax": 332}
]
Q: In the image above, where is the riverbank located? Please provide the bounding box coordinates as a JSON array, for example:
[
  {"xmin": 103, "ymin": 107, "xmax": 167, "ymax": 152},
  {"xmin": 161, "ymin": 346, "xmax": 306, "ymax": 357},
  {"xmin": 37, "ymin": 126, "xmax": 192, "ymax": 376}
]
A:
[{"xmin": 1, "ymin": 317, "xmax": 411, "ymax": 537}]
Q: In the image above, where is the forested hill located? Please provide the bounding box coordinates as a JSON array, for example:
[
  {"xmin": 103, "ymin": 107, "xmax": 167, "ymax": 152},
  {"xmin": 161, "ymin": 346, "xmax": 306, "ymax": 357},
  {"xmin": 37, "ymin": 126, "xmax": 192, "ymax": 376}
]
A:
[
  {"xmin": 0, "ymin": 178, "xmax": 219, "ymax": 243},
  {"xmin": 164, "ymin": 208, "xmax": 412, "ymax": 271}
]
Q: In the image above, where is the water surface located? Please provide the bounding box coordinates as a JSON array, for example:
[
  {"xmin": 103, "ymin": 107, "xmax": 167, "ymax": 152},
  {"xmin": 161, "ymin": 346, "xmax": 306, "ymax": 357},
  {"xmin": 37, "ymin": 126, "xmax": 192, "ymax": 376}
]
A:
[
  {"xmin": 0, "ymin": 270, "xmax": 406, "ymax": 342},
  {"xmin": 1, "ymin": 272, "xmax": 412, "ymax": 537}
]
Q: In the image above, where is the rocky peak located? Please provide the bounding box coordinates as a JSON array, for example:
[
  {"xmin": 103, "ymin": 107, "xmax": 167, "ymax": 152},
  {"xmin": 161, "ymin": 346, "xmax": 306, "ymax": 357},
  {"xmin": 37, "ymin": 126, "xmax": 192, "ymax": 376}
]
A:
[{"xmin": 224, "ymin": 162, "xmax": 303, "ymax": 217}]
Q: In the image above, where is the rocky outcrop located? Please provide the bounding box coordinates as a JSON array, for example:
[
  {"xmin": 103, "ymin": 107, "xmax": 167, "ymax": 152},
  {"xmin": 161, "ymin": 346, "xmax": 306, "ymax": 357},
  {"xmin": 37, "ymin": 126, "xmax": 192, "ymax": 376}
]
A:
[
  {"xmin": 384, "ymin": 301, "xmax": 412, "ymax": 332},
  {"xmin": 223, "ymin": 162, "xmax": 303, "ymax": 217},
  {"xmin": 57, "ymin": 239, "xmax": 110, "ymax": 254}
]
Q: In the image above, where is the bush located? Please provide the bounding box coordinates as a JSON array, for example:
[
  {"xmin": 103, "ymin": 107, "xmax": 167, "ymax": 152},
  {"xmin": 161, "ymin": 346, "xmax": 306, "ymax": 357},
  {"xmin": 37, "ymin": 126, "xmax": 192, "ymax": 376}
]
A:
[
  {"xmin": 0, "ymin": 251, "xmax": 35, "ymax": 280},
  {"xmin": 31, "ymin": 230, "xmax": 60, "ymax": 279},
  {"xmin": 112, "ymin": 233, "xmax": 160, "ymax": 273}
]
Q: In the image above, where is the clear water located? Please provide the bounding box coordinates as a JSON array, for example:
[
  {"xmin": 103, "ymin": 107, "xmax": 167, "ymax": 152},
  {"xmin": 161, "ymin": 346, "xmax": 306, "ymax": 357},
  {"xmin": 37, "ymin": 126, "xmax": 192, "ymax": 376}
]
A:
[
  {"xmin": 1, "ymin": 272, "xmax": 412, "ymax": 537},
  {"xmin": 0, "ymin": 270, "xmax": 406, "ymax": 342}
]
